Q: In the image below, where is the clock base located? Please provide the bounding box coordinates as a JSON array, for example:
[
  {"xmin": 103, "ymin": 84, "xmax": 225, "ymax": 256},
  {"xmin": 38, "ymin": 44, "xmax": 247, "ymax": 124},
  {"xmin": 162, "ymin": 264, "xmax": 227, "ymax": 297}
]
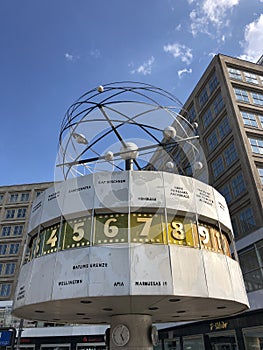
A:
[{"xmin": 109, "ymin": 314, "xmax": 156, "ymax": 349}]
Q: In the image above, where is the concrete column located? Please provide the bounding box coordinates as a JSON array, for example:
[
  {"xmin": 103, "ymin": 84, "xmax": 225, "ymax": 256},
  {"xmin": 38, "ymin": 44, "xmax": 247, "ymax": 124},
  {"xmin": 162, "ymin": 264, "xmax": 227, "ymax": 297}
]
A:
[{"xmin": 110, "ymin": 314, "xmax": 154, "ymax": 350}]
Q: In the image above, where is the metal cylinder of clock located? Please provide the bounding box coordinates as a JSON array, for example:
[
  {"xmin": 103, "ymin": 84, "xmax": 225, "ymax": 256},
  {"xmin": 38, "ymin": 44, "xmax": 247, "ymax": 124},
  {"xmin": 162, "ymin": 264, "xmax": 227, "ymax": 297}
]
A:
[{"xmin": 13, "ymin": 170, "xmax": 248, "ymax": 325}]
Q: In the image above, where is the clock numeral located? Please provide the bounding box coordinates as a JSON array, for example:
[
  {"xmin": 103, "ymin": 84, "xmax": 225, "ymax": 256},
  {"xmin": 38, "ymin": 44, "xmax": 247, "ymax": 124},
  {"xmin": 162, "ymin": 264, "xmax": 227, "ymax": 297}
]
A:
[
  {"xmin": 171, "ymin": 221, "xmax": 185, "ymax": 240},
  {"xmin": 46, "ymin": 227, "xmax": 58, "ymax": 247},
  {"xmin": 136, "ymin": 216, "xmax": 153, "ymax": 237},
  {"xmin": 72, "ymin": 221, "xmax": 85, "ymax": 242},
  {"xmin": 104, "ymin": 218, "xmax": 119, "ymax": 238}
]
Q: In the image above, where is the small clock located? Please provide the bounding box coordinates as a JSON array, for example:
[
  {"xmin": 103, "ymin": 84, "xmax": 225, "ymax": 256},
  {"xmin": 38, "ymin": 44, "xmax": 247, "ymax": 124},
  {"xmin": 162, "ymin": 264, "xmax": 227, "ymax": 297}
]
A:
[
  {"xmin": 112, "ymin": 324, "xmax": 130, "ymax": 346},
  {"xmin": 150, "ymin": 325, "xmax": 159, "ymax": 346}
]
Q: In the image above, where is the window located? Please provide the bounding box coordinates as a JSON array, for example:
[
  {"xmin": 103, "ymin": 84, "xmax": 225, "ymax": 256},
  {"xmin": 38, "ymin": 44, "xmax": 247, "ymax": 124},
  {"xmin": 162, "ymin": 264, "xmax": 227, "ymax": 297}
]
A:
[
  {"xmin": 239, "ymin": 240, "xmax": 263, "ymax": 292},
  {"xmin": 0, "ymin": 264, "xmax": 2, "ymax": 275},
  {"xmin": 224, "ymin": 142, "xmax": 238, "ymax": 166},
  {"xmin": 258, "ymin": 114, "xmax": 263, "ymax": 128},
  {"xmin": 219, "ymin": 184, "xmax": 232, "ymax": 203},
  {"xmin": 207, "ymin": 130, "xmax": 218, "ymax": 151},
  {"xmin": 13, "ymin": 225, "xmax": 23, "ymax": 236},
  {"xmin": 257, "ymin": 167, "xmax": 263, "ymax": 185},
  {"xmin": 4, "ymin": 263, "xmax": 16, "ymax": 275},
  {"xmin": 188, "ymin": 105, "xmax": 196, "ymax": 123},
  {"xmin": 234, "ymin": 88, "xmax": 249, "ymax": 102},
  {"xmin": 36, "ymin": 191, "xmax": 42, "ymax": 197},
  {"xmin": 20, "ymin": 193, "xmax": 30, "ymax": 202},
  {"xmin": 239, "ymin": 207, "xmax": 256, "ymax": 234},
  {"xmin": 9, "ymin": 243, "xmax": 20, "ymax": 255},
  {"xmin": 212, "ymin": 156, "xmax": 224, "ymax": 178},
  {"xmin": 183, "ymin": 336, "xmax": 205, "ymax": 350},
  {"xmin": 244, "ymin": 72, "xmax": 259, "ymax": 84},
  {"xmin": 231, "ymin": 172, "xmax": 246, "ymax": 197},
  {"xmin": 17, "ymin": 208, "xmax": 26, "ymax": 218},
  {"xmin": 213, "ymin": 93, "xmax": 224, "ymax": 115},
  {"xmin": 0, "ymin": 284, "xmax": 11, "ymax": 297},
  {"xmin": 202, "ymin": 108, "xmax": 213, "ymax": 128},
  {"xmin": 0, "ymin": 244, "xmax": 8, "ymax": 255},
  {"xmin": 218, "ymin": 117, "xmax": 231, "ymax": 138},
  {"xmin": 0, "ymin": 194, "xmax": 4, "ymax": 204},
  {"xmin": 1, "ymin": 226, "xmax": 11, "ymax": 237},
  {"xmin": 228, "ymin": 67, "xmax": 242, "ymax": 80},
  {"xmin": 241, "ymin": 111, "xmax": 258, "ymax": 127},
  {"xmin": 251, "ymin": 92, "xmax": 263, "ymax": 106},
  {"xmin": 9, "ymin": 193, "xmax": 18, "ymax": 203},
  {"xmin": 249, "ymin": 138, "xmax": 263, "ymax": 154},
  {"xmin": 198, "ymin": 88, "xmax": 208, "ymax": 108},
  {"xmin": 5, "ymin": 209, "xmax": 15, "ymax": 219},
  {"xmin": 208, "ymin": 72, "xmax": 219, "ymax": 94}
]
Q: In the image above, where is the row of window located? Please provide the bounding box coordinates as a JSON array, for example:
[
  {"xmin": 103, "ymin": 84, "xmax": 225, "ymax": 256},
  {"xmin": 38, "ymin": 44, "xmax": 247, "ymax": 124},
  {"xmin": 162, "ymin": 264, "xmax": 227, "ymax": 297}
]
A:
[
  {"xmin": 0, "ymin": 262, "xmax": 16, "ymax": 276},
  {"xmin": 206, "ymin": 115, "xmax": 231, "ymax": 152},
  {"xmin": 0, "ymin": 192, "xmax": 30, "ymax": 204},
  {"xmin": 249, "ymin": 137, "xmax": 263, "ymax": 155},
  {"xmin": 211, "ymin": 142, "xmax": 238, "ymax": 179},
  {"xmin": 232, "ymin": 207, "xmax": 257, "ymax": 240},
  {"xmin": 219, "ymin": 171, "xmax": 246, "ymax": 203},
  {"xmin": 1, "ymin": 225, "xmax": 23, "ymax": 237},
  {"xmin": 228, "ymin": 67, "xmax": 263, "ymax": 86},
  {"xmin": 0, "ymin": 243, "xmax": 20, "ymax": 255},
  {"xmin": 241, "ymin": 110, "xmax": 263, "ymax": 128},
  {"xmin": 234, "ymin": 88, "xmax": 263, "ymax": 106},
  {"xmin": 201, "ymin": 93, "xmax": 226, "ymax": 130},
  {"xmin": 198, "ymin": 72, "xmax": 219, "ymax": 109},
  {"xmin": 238, "ymin": 238, "xmax": 263, "ymax": 292},
  {"xmin": 0, "ymin": 283, "xmax": 11, "ymax": 297},
  {"xmin": 5, "ymin": 208, "xmax": 27, "ymax": 219}
]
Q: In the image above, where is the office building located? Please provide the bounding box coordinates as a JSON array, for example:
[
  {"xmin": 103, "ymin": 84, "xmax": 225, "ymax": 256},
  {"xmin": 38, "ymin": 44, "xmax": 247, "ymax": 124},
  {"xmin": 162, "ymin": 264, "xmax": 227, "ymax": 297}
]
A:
[
  {"xmin": 157, "ymin": 54, "xmax": 263, "ymax": 349},
  {"xmin": 0, "ymin": 182, "xmax": 52, "ymax": 327}
]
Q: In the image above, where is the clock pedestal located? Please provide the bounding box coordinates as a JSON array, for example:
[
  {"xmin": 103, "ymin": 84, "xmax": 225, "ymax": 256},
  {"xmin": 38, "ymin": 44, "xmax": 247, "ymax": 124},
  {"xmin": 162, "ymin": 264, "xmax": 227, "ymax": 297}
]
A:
[{"xmin": 110, "ymin": 314, "xmax": 154, "ymax": 349}]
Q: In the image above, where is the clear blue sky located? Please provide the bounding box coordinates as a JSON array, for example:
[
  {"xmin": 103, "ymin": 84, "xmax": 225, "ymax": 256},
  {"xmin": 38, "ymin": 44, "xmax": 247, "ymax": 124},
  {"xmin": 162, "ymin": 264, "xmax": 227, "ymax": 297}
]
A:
[{"xmin": 0, "ymin": 0, "xmax": 262, "ymax": 185}]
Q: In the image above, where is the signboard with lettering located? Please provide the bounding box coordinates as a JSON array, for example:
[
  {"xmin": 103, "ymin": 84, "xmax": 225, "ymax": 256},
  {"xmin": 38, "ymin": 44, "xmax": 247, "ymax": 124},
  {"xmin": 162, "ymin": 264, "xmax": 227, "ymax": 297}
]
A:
[
  {"xmin": 163, "ymin": 173, "xmax": 195, "ymax": 213},
  {"xmin": 94, "ymin": 171, "xmax": 129, "ymax": 210},
  {"xmin": 0, "ymin": 329, "xmax": 16, "ymax": 347},
  {"xmin": 194, "ymin": 180, "xmax": 218, "ymax": 222},
  {"xmin": 213, "ymin": 189, "xmax": 233, "ymax": 233},
  {"xmin": 63, "ymin": 175, "xmax": 94, "ymax": 216},
  {"xmin": 52, "ymin": 248, "xmax": 89, "ymax": 299},
  {"xmin": 130, "ymin": 245, "xmax": 172, "ymax": 295},
  {"xmin": 88, "ymin": 246, "xmax": 130, "ymax": 296},
  {"xmin": 28, "ymin": 192, "xmax": 44, "ymax": 233},
  {"xmin": 130, "ymin": 171, "xmax": 165, "ymax": 208},
  {"xmin": 41, "ymin": 182, "xmax": 65, "ymax": 225}
]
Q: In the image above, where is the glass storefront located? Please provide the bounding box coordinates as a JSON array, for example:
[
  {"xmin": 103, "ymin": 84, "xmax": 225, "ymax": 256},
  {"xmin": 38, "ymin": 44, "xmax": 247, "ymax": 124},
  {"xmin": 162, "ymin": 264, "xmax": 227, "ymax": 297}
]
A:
[
  {"xmin": 163, "ymin": 337, "xmax": 180, "ymax": 350},
  {"xmin": 209, "ymin": 332, "xmax": 238, "ymax": 350},
  {"xmin": 243, "ymin": 326, "xmax": 263, "ymax": 350},
  {"xmin": 183, "ymin": 335, "xmax": 205, "ymax": 350}
]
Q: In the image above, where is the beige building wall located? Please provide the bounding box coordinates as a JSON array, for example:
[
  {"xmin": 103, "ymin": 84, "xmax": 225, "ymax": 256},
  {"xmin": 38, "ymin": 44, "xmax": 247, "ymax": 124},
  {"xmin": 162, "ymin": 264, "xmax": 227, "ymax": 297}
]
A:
[{"xmin": 0, "ymin": 182, "xmax": 52, "ymax": 302}]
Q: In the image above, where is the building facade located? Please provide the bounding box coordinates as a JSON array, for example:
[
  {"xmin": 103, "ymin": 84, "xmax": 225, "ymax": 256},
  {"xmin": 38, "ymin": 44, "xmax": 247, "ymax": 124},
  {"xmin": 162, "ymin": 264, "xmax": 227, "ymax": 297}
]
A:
[
  {"xmin": 0, "ymin": 181, "xmax": 52, "ymax": 325},
  {"xmin": 157, "ymin": 54, "xmax": 263, "ymax": 350}
]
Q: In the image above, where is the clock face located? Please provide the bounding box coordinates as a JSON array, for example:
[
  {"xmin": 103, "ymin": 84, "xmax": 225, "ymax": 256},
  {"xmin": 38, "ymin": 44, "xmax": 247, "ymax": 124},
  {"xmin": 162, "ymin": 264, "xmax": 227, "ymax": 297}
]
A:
[{"xmin": 112, "ymin": 324, "xmax": 130, "ymax": 346}]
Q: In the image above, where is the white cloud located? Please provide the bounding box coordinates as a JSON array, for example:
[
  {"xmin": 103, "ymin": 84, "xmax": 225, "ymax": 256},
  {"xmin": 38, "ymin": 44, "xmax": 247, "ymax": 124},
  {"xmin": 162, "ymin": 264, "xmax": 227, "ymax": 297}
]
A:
[
  {"xmin": 64, "ymin": 52, "xmax": 80, "ymax": 62},
  {"xmin": 178, "ymin": 68, "xmax": 193, "ymax": 78},
  {"xmin": 130, "ymin": 56, "xmax": 155, "ymax": 75},
  {"xmin": 175, "ymin": 24, "xmax": 182, "ymax": 31},
  {"xmin": 163, "ymin": 43, "xmax": 193, "ymax": 65},
  {"xmin": 64, "ymin": 53, "xmax": 74, "ymax": 61},
  {"xmin": 239, "ymin": 14, "xmax": 263, "ymax": 62},
  {"xmin": 89, "ymin": 49, "xmax": 101, "ymax": 58},
  {"xmin": 189, "ymin": 0, "xmax": 239, "ymax": 36}
]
